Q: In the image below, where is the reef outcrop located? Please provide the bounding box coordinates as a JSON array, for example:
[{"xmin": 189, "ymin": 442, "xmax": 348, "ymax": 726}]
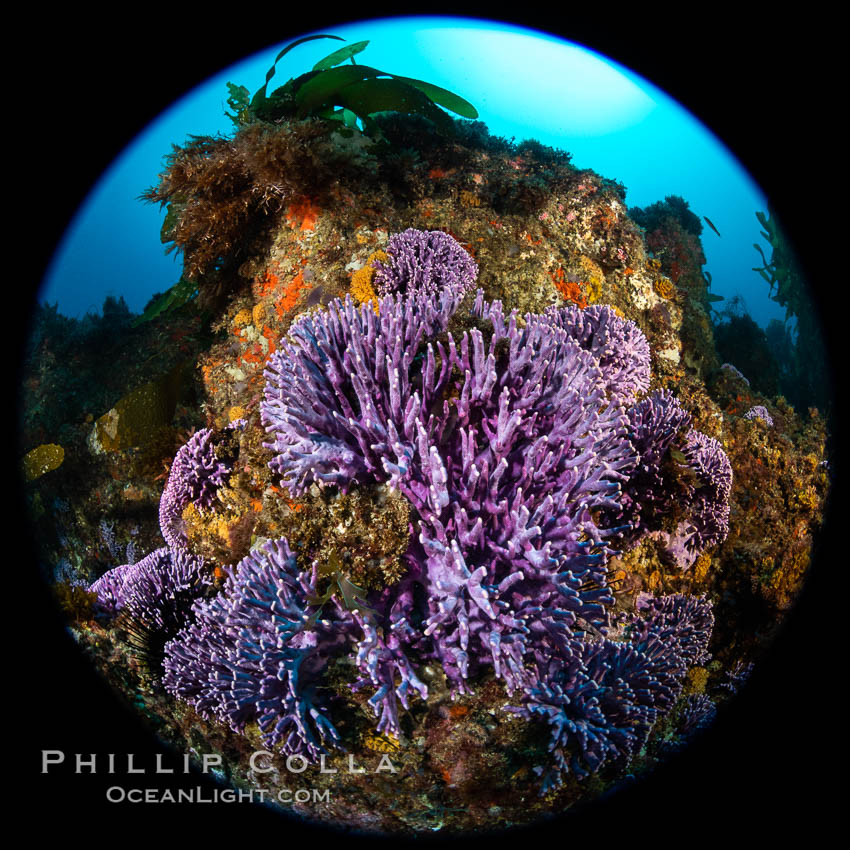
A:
[{"xmin": 22, "ymin": 107, "xmax": 830, "ymax": 834}]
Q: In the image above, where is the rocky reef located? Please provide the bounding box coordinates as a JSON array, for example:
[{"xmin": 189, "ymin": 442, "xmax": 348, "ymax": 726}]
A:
[{"xmin": 20, "ymin": 101, "xmax": 830, "ymax": 835}]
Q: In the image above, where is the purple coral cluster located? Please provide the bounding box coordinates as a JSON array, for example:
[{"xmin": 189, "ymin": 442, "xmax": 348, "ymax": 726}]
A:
[
  {"xmin": 510, "ymin": 593, "xmax": 713, "ymax": 787},
  {"xmin": 89, "ymin": 546, "xmax": 210, "ymax": 645},
  {"xmin": 372, "ymin": 227, "xmax": 478, "ymax": 299},
  {"xmin": 663, "ymin": 430, "xmax": 732, "ymax": 570},
  {"xmin": 253, "ymin": 229, "xmax": 727, "ymax": 783},
  {"xmin": 87, "ymin": 427, "xmax": 233, "ymax": 635},
  {"xmin": 90, "ymin": 229, "xmax": 731, "ymax": 792},
  {"xmin": 162, "ymin": 538, "xmax": 351, "ymax": 758},
  {"xmin": 744, "ymin": 405, "xmax": 774, "ymax": 427},
  {"xmin": 159, "ymin": 428, "xmax": 234, "ymax": 549},
  {"xmin": 678, "ymin": 694, "xmax": 717, "ymax": 735},
  {"xmin": 623, "ymin": 391, "xmax": 733, "ymax": 570}
]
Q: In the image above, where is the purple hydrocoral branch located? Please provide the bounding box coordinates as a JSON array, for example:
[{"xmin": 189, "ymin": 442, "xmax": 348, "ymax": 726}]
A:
[
  {"xmin": 261, "ymin": 289, "xmax": 462, "ymax": 495},
  {"xmin": 351, "ymin": 606, "xmax": 429, "ymax": 737},
  {"xmin": 510, "ymin": 593, "xmax": 714, "ymax": 790},
  {"xmin": 619, "ymin": 390, "xmax": 692, "ymax": 536},
  {"xmin": 88, "ymin": 547, "xmax": 210, "ymax": 632},
  {"xmin": 159, "ymin": 428, "xmax": 233, "ymax": 550},
  {"xmin": 678, "ymin": 693, "xmax": 717, "ymax": 735},
  {"xmin": 664, "ymin": 430, "xmax": 733, "ymax": 569},
  {"xmin": 162, "ymin": 538, "xmax": 354, "ymax": 759},
  {"xmin": 533, "ymin": 304, "xmax": 651, "ymax": 402},
  {"xmin": 372, "ymin": 228, "xmax": 478, "ymax": 299},
  {"xmin": 89, "ymin": 561, "xmax": 137, "ymax": 616},
  {"xmin": 744, "ymin": 405, "xmax": 774, "ymax": 427}
]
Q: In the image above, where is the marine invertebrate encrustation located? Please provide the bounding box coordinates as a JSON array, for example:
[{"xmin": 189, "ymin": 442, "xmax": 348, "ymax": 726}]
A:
[
  {"xmin": 88, "ymin": 229, "xmax": 730, "ymax": 792},
  {"xmin": 254, "ymin": 228, "xmax": 728, "ymax": 784}
]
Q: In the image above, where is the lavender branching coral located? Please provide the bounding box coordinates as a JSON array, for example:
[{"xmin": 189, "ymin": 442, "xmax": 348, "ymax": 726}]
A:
[
  {"xmin": 88, "ymin": 546, "xmax": 211, "ymax": 671},
  {"xmin": 89, "ymin": 547, "xmax": 210, "ymax": 624},
  {"xmin": 91, "ymin": 229, "xmax": 730, "ymax": 790},
  {"xmin": 162, "ymin": 538, "xmax": 352, "ymax": 758},
  {"xmin": 372, "ymin": 227, "xmax": 478, "ymax": 299},
  {"xmin": 744, "ymin": 405, "xmax": 774, "ymax": 427},
  {"xmin": 663, "ymin": 430, "xmax": 732, "ymax": 570},
  {"xmin": 509, "ymin": 593, "xmax": 713, "ymax": 788},
  {"xmin": 159, "ymin": 427, "xmax": 235, "ymax": 550},
  {"xmin": 256, "ymin": 228, "xmax": 728, "ymax": 769}
]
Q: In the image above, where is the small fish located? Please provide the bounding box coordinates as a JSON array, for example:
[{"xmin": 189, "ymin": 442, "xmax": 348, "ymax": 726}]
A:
[{"xmin": 703, "ymin": 216, "xmax": 722, "ymax": 238}]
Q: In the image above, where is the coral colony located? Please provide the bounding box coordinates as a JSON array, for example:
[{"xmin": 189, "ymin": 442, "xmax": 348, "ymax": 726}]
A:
[{"xmin": 89, "ymin": 229, "xmax": 730, "ymax": 790}]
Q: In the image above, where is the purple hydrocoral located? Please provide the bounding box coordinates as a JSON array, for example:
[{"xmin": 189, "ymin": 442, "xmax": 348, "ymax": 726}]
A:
[
  {"xmin": 89, "ymin": 561, "xmax": 137, "ymax": 616},
  {"xmin": 201, "ymin": 227, "xmax": 730, "ymax": 781},
  {"xmin": 407, "ymin": 295, "xmax": 637, "ymax": 696},
  {"xmin": 261, "ymin": 285, "xmax": 466, "ymax": 494},
  {"xmin": 262, "ymin": 284, "xmax": 640, "ymax": 708},
  {"xmin": 88, "ymin": 547, "xmax": 210, "ymax": 634},
  {"xmin": 372, "ymin": 228, "xmax": 478, "ymax": 299},
  {"xmin": 533, "ymin": 304, "xmax": 651, "ymax": 402},
  {"xmin": 616, "ymin": 392, "xmax": 733, "ymax": 569},
  {"xmin": 664, "ymin": 430, "xmax": 733, "ymax": 570},
  {"xmin": 678, "ymin": 693, "xmax": 717, "ymax": 736},
  {"xmin": 620, "ymin": 390, "xmax": 692, "ymax": 535},
  {"xmin": 744, "ymin": 405, "xmax": 774, "ymax": 427},
  {"xmin": 159, "ymin": 428, "xmax": 233, "ymax": 550},
  {"xmin": 511, "ymin": 593, "xmax": 714, "ymax": 789},
  {"xmin": 162, "ymin": 538, "xmax": 353, "ymax": 759}
]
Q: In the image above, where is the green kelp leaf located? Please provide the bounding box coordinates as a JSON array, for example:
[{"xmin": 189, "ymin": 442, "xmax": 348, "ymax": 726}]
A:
[
  {"xmin": 391, "ymin": 74, "xmax": 479, "ymax": 118},
  {"xmin": 342, "ymin": 107, "xmax": 358, "ymax": 128},
  {"xmin": 295, "ymin": 64, "xmax": 383, "ymax": 117},
  {"xmin": 337, "ymin": 575, "xmax": 377, "ymax": 616},
  {"xmin": 131, "ymin": 277, "xmax": 198, "ymax": 327},
  {"xmin": 336, "ymin": 78, "xmax": 454, "ymax": 134},
  {"xmin": 753, "ymin": 243, "xmax": 771, "ymax": 266},
  {"xmin": 225, "ymin": 82, "xmax": 251, "ymax": 126},
  {"xmin": 160, "ymin": 200, "xmax": 182, "ymax": 244},
  {"xmin": 252, "ymin": 34, "xmax": 345, "ymax": 109},
  {"xmin": 313, "ymin": 40, "xmax": 370, "ymax": 71},
  {"xmin": 755, "ymin": 210, "xmax": 776, "ymax": 241}
]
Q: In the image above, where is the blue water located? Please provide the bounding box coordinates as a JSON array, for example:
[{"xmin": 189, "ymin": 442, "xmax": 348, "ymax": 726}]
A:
[{"xmin": 38, "ymin": 15, "xmax": 784, "ymax": 327}]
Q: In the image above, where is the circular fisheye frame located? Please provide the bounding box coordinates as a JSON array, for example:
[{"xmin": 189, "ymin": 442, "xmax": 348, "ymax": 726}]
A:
[{"xmin": 23, "ymin": 14, "xmax": 832, "ymax": 838}]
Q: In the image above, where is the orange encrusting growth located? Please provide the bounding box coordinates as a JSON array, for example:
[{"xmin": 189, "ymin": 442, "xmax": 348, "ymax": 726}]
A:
[
  {"xmin": 549, "ymin": 267, "xmax": 588, "ymax": 308},
  {"xmin": 286, "ymin": 197, "xmax": 320, "ymax": 232},
  {"xmin": 273, "ymin": 271, "xmax": 309, "ymax": 318}
]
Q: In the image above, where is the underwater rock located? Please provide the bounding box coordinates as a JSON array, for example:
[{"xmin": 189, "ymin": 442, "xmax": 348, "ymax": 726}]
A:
[{"xmin": 38, "ymin": 104, "xmax": 830, "ymax": 835}]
